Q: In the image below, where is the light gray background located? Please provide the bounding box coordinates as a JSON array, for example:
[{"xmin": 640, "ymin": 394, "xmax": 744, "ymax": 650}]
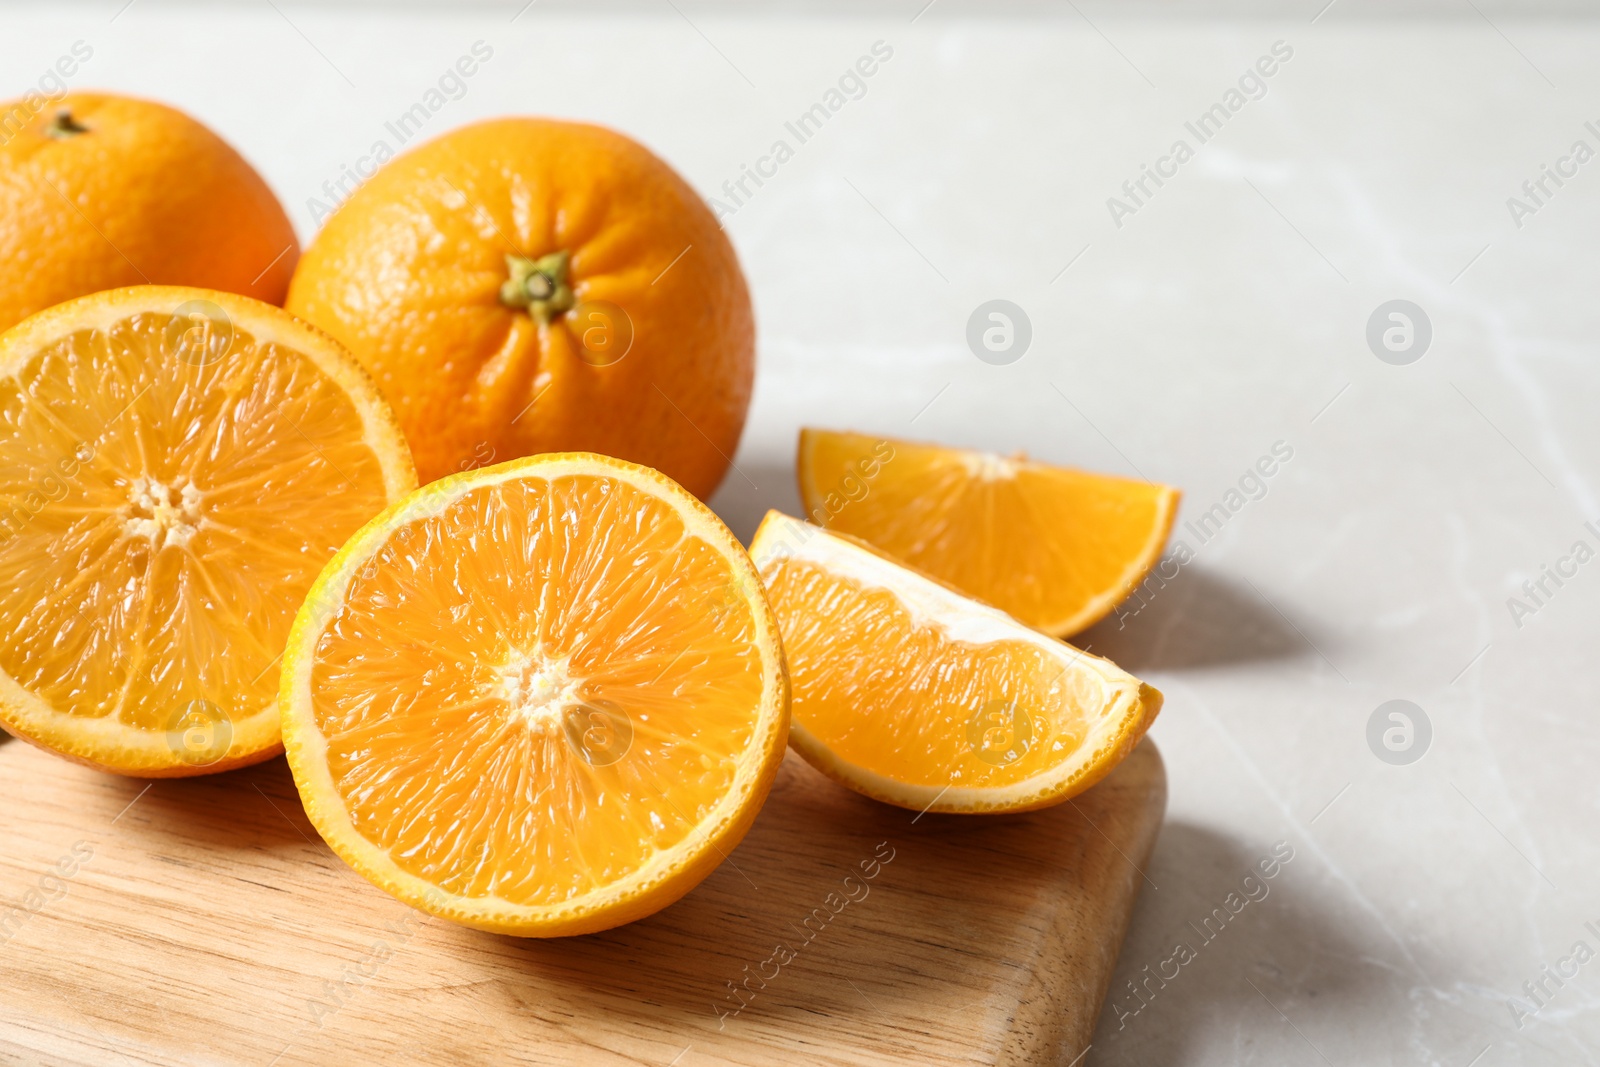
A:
[{"xmin": 4, "ymin": 2, "xmax": 1598, "ymax": 1064}]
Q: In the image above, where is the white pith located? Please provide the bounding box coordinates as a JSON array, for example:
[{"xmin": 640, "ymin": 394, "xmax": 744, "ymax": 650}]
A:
[{"xmin": 496, "ymin": 647, "xmax": 584, "ymax": 735}]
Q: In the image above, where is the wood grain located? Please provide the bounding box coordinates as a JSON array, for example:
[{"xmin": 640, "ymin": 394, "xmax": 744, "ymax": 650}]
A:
[{"xmin": 0, "ymin": 733, "xmax": 1164, "ymax": 1067}]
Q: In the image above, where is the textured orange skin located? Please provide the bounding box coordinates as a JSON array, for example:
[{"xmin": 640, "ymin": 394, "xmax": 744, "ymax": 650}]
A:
[
  {"xmin": 0, "ymin": 93, "xmax": 299, "ymax": 332},
  {"xmin": 285, "ymin": 118, "xmax": 755, "ymax": 499}
]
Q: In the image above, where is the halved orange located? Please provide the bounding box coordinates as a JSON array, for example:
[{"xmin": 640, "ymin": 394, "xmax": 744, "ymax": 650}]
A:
[
  {"xmin": 750, "ymin": 511, "xmax": 1160, "ymax": 814},
  {"xmin": 279, "ymin": 453, "xmax": 789, "ymax": 936},
  {"xmin": 797, "ymin": 428, "xmax": 1180, "ymax": 637},
  {"xmin": 0, "ymin": 286, "xmax": 413, "ymax": 776}
]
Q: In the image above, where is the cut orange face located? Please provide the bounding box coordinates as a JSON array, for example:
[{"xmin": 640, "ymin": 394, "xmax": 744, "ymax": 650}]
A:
[
  {"xmin": 797, "ymin": 428, "xmax": 1180, "ymax": 637},
  {"xmin": 280, "ymin": 454, "xmax": 789, "ymax": 936},
  {"xmin": 0, "ymin": 286, "xmax": 414, "ymax": 775},
  {"xmin": 750, "ymin": 512, "xmax": 1160, "ymax": 814}
]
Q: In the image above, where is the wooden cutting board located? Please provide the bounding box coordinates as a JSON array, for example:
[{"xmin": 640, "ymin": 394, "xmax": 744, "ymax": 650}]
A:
[{"xmin": 0, "ymin": 733, "xmax": 1165, "ymax": 1067}]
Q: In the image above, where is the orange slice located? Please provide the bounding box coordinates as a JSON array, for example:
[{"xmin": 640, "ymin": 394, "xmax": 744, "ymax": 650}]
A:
[
  {"xmin": 749, "ymin": 511, "xmax": 1160, "ymax": 814},
  {"xmin": 279, "ymin": 454, "xmax": 789, "ymax": 936},
  {"xmin": 797, "ymin": 428, "xmax": 1180, "ymax": 636},
  {"xmin": 0, "ymin": 286, "xmax": 413, "ymax": 776}
]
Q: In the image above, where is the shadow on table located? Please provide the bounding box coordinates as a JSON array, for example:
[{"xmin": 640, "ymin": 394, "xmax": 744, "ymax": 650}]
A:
[
  {"xmin": 707, "ymin": 459, "xmax": 801, "ymax": 546},
  {"xmin": 1086, "ymin": 821, "xmax": 1359, "ymax": 1067},
  {"xmin": 100, "ymin": 754, "xmax": 327, "ymax": 854},
  {"xmin": 1074, "ymin": 565, "xmax": 1324, "ymax": 673}
]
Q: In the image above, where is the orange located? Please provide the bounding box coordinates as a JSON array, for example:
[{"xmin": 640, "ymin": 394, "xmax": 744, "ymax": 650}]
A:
[
  {"xmin": 0, "ymin": 93, "xmax": 299, "ymax": 333},
  {"xmin": 279, "ymin": 453, "xmax": 788, "ymax": 936},
  {"xmin": 286, "ymin": 118, "xmax": 755, "ymax": 498},
  {"xmin": 797, "ymin": 428, "xmax": 1180, "ymax": 637},
  {"xmin": 749, "ymin": 512, "xmax": 1160, "ymax": 814},
  {"xmin": 0, "ymin": 287, "xmax": 414, "ymax": 776}
]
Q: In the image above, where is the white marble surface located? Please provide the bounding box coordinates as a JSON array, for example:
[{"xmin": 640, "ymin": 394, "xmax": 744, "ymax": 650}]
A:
[{"xmin": 5, "ymin": 3, "xmax": 1600, "ymax": 1064}]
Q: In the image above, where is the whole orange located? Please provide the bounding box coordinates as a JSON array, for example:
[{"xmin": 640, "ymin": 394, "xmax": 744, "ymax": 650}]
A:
[
  {"xmin": 0, "ymin": 93, "xmax": 298, "ymax": 331},
  {"xmin": 285, "ymin": 118, "xmax": 754, "ymax": 498}
]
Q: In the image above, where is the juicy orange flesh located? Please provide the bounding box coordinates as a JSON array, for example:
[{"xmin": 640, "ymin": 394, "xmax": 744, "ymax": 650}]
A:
[
  {"xmin": 308, "ymin": 474, "xmax": 766, "ymax": 907},
  {"xmin": 760, "ymin": 555, "xmax": 1110, "ymax": 788},
  {"xmin": 0, "ymin": 312, "xmax": 391, "ymax": 732},
  {"xmin": 805, "ymin": 432, "xmax": 1170, "ymax": 629}
]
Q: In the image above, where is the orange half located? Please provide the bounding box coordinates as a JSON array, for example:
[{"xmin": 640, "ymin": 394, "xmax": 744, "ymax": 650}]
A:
[
  {"xmin": 750, "ymin": 512, "xmax": 1160, "ymax": 814},
  {"xmin": 280, "ymin": 454, "xmax": 789, "ymax": 936},
  {"xmin": 0, "ymin": 286, "xmax": 413, "ymax": 775},
  {"xmin": 797, "ymin": 428, "xmax": 1180, "ymax": 636}
]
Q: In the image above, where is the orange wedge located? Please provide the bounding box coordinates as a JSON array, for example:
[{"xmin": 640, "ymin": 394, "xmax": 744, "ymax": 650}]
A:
[
  {"xmin": 797, "ymin": 428, "xmax": 1180, "ymax": 636},
  {"xmin": 280, "ymin": 454, "xmax": 789, "ymax": 936},
  {"xmin": 0, "ymin": 286, "xmax": 413, "ymax": 776},
  {"xmin": 749, "ymin": 512, "xmax": 1160, "ymax": 814}
]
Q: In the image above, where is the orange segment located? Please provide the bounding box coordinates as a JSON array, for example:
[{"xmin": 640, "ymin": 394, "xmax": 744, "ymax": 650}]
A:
[
  {"xmin": 0, "ymin": 286, "xmax": 413, "ymax": 776},
  {"xmin": 797, "ymin": 428, "xmax": 1180, "ymax": 636},
  {"xmin": 280, "ymin": 454, "xmax": 788, "ymax": 936},
  {"xmin": 750, "ymin": 512, "xmax": 1160, "ymax": 814}
]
